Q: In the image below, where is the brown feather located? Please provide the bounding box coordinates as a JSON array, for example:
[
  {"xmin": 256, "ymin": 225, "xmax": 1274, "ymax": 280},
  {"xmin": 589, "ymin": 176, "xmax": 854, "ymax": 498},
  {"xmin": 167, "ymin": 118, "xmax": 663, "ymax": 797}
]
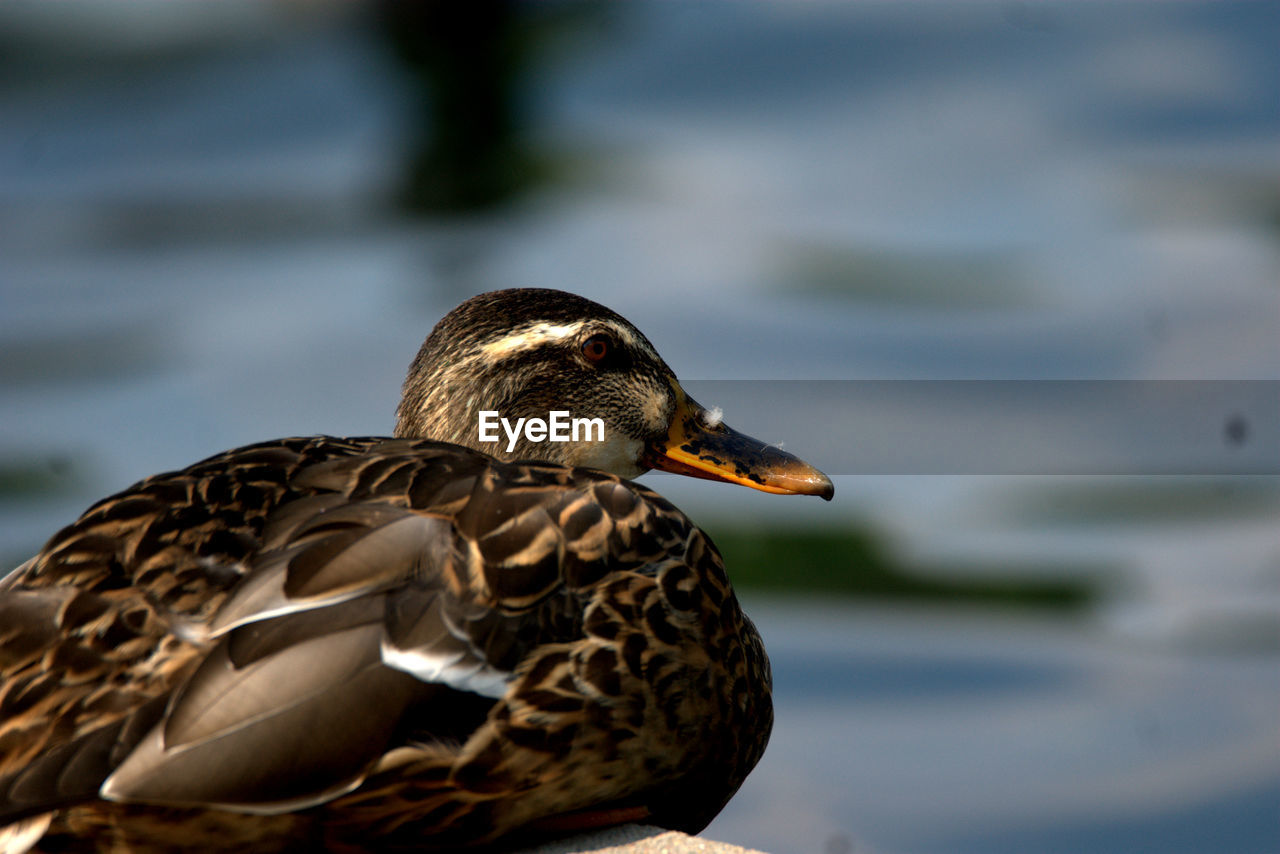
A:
[{"xmin": 0, "ymin": 290, "xmax": 791, "ymax": 852}]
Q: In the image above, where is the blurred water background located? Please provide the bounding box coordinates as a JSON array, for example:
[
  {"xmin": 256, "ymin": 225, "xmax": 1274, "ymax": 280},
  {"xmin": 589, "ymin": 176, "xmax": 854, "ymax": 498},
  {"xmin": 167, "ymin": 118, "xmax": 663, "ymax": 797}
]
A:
[{"xmin": 1, "ymin": 2, "xmax": 1277, "ymax": 852}]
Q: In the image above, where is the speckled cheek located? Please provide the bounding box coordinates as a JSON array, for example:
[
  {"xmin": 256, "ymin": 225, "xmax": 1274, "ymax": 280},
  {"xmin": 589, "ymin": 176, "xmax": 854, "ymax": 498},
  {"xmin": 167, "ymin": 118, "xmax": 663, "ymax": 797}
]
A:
[
  {"xmin": 569, "ymin": 434, "xmax": 645, "ymax": 478},
  {"xmin": 640, "ymin": 386, "xmax": 672, "ymax": 434}
]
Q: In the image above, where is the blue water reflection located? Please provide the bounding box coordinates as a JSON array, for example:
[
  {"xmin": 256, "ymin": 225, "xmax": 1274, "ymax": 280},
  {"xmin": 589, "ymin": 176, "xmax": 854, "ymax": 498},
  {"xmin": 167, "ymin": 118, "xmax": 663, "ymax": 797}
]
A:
[
  {"xmin": 952, "ymin": 780, "xmax": 1280, "ymax": 854},
  {"xmin": 771, "ymin": 649, "xmax": 1079, "ymax": 704},
  {"xmin": 713, "ymin": 601, "xmax": 1280, "ymax": 854}
]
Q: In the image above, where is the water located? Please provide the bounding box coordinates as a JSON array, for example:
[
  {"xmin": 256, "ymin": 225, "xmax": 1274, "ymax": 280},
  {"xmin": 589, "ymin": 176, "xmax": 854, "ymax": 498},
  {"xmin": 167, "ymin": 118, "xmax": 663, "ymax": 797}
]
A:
[
  {"xmin": 714, "ymin": 600, "xmax": 1279, "ymax": 853},
  {"xmin": 1, "ymin": 2, "xmax": 1277, "ymax": 852}
]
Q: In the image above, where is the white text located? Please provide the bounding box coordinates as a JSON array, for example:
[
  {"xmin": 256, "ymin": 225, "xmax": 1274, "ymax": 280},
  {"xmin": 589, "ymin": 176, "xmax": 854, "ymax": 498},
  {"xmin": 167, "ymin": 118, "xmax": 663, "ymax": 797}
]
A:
[{"xmin": 478, "ymin": 411, "xmax": 605, "ymax": 453}]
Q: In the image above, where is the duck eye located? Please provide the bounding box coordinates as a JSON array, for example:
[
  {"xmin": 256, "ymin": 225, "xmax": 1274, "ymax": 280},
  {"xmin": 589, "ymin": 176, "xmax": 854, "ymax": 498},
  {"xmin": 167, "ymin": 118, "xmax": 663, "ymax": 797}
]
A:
[{"xmin": 582, "ymin": 333, "xmax": 612, "ymax": 364}]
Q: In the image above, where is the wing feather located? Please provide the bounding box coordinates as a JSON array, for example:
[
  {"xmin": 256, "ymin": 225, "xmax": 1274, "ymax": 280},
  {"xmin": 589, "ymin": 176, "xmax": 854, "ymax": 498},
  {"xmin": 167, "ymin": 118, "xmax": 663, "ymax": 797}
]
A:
[
  {"xmin": 103, "ymin": 622, "xmax": 426, "ymax": 812},
  {"xmin": 1, "ymin": 438, "xmax": 749, "ymax": 845},
  {"xmin": 210, "ymin": 509, "xmax": 451, "ymax": 634}
]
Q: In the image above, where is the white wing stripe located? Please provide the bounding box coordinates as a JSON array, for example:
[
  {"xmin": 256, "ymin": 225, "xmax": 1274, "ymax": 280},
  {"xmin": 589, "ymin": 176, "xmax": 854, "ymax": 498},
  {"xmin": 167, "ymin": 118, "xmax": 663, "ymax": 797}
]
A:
[{"xmin": 380, "ymin": 639, "xmax": 511, "ymax": 700}]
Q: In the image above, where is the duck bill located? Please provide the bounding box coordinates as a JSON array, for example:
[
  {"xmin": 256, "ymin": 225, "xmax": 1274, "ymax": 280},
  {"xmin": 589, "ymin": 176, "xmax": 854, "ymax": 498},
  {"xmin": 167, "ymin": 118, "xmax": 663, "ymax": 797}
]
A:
[{"xmin": 642, "ymin": 389, "xmax": 834, "ymax": 500}]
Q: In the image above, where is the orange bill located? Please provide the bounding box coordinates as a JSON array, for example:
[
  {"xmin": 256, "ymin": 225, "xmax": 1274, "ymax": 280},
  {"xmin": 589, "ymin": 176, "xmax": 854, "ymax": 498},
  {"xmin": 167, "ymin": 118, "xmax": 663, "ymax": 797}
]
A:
[{"xmin": 642, "ymin": 388, "xmax": 834, "ymax": 500}]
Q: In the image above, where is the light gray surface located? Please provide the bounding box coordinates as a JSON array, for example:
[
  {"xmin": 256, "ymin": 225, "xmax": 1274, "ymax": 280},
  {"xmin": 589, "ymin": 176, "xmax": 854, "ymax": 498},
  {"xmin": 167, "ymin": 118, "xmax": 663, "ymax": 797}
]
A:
[{"xmin": 518, "ymin": 825, "xmax": 768, "ymax": 854}]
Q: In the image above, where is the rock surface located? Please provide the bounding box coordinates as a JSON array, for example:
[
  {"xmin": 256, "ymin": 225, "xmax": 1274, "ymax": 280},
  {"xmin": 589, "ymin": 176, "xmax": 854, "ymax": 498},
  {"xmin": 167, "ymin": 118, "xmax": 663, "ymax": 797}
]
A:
[{"xmin": 518, "ymin": 824, "xmax": 767, "ymax": 854}]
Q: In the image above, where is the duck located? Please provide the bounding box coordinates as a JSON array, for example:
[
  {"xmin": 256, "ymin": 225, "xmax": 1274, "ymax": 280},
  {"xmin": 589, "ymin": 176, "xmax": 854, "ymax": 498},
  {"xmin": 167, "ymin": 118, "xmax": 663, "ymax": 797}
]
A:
[{"xmin": 0, "ymin": 288, "xmax": 832, "ymax": 853}]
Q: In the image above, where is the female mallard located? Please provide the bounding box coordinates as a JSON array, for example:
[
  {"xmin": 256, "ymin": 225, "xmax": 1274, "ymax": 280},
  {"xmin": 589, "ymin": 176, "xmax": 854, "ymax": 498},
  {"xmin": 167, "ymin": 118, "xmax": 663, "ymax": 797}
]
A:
[{"xmin": 0, "ymin": 288, "xmax": 831, "ymax": 853}]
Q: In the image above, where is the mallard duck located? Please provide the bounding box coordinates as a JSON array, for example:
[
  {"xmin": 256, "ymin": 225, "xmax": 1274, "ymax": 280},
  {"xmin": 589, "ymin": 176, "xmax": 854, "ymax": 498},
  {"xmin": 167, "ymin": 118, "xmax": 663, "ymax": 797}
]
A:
[{"xmin": 0, "ymin": 288, "xmax": 832, "ymax": 853}]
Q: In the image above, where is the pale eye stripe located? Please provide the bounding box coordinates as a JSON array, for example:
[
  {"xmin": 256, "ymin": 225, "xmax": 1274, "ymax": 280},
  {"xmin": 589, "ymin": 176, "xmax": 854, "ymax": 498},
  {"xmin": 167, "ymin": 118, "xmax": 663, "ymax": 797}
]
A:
[
  {"xmin": 481, "ymin": 322, "xmax": 585, "ymax": 358},
  {"xmin": 604, "ymin": 322, "xmax": 658, "ymax": 361}
]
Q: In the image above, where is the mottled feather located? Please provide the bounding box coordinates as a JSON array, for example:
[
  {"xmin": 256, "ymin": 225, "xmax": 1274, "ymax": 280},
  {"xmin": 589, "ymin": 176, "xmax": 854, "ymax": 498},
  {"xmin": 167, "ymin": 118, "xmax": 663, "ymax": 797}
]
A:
[
  {"xmin": 1, "ymin": 439, "xmax": 771, "ymax": 851},
  {"xmin": 0, "ymin": 289, "xmax": 825, "ymax": 853}
]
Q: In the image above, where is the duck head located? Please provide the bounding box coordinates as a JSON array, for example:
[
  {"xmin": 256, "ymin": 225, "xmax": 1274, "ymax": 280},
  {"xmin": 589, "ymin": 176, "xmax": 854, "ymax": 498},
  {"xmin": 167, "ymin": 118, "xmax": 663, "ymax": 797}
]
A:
[{"xmin": 395, "ymin": 289, "xmax": 833, "ymax": 500}]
